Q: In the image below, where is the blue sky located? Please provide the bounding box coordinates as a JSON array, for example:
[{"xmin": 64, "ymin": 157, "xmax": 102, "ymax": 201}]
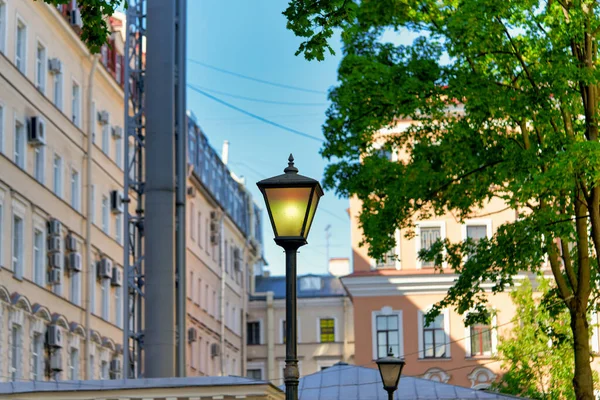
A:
[{"xmin": 185, "ymin": 1, "xmax": 348, "ymax": 276}]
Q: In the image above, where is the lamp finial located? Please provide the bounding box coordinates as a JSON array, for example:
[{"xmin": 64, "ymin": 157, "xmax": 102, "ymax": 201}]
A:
[{"xmin": 284, "ymin": 154, "xmax": 298, "ymax": 174}]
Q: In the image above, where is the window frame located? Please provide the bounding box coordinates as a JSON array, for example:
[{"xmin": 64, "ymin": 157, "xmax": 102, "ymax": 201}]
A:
[
  {"xmin": 372, "ymin": 229, "xmax": 401, "ymax": 270},
  {"xmin": 14, "ymin": 16, "xmax": 27, "ymax": 75},
  {"xmin": 13, "ymin": 116, "xmax": 26, "ymax": 169},
  {"xmin": 53, "ymin": 70, "xmax": 63, "ymax": 110},
  {"xmin": 318, "ymin": 317, "xmax": 337, "ymax": 343},
  {"xmin": 417, "ymin": 307, "xmax": 451, "ymax": 359},
  {"xmin": 101, "ymin": 277, "xmax": 110, "ymax": 320},
  {"xmin": 53, "ymin": 153, "xmax": 63, "ymax": 198},
  {"xmin": 34, "ymin": 145, "xmax": 45, "ymax": 183},
  {"xmin": 371, "ymin": 307, "xmax": 404, "ymax": 359},
  {"xmin": 71, "ymin": 79, "xmax": 81, "ymax": 127},
  {"xmin": 10, "ymin": 323, "xmax": 22, "ymax": 380},
  {"xmin": 70, "ymin": 167, "xmax": 81, "ymax": 211},
  {"xmin": 69, "ymin": 347, "xmax": 80, "ymax": 380},
  {"xmin": 247, "ymin": 320, "xmax": 262, "ymax": 345},
  {"xmin": 35, "ymin": 39, "xmax": 47, "ymax": 93},
  {"xmin": 32, "ymin": 332, "xmax": 43, "ymax": 380},
  {"xmin": 101, "ymin": 114, "xmax": 110, "ymax": 155},
  {"xmin": 0, "ymin": 0, "xmax": 7, "ymax": 54},
  {"xmin": 71, "ymin": 260, "xmax": 81, "ymax": 305},
  {"xmin": 11, "ymin": 206, "xmax": 25, "ymax": 280},
  {"xmin": 32, "ymin": 220, "xmax": 46, "ymax": 286},
  {"xmin": 0, "ymin": 101, "xmax": 5, "ymax": 154},
  {"xmin": 102, "ymin": 195, "xmax": 109, "ymax": 234},
  {"xmin": 464, "ymin": 309, "xmax": 497, "ymax": 358},
  {"xmin": 415, "ymin": 221, "xmax": 447, "ymax": 269}
]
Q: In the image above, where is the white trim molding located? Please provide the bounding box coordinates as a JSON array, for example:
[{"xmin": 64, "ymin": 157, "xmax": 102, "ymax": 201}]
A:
[
  {"xmin": 461, "ymin": 219, "xmax": 493, "ymax": 241},
  {"xmin": 246, "ymin": 361, "xmax": 266, "ymax": 380},
  {"xmin": 371, "ymin": 306, "xmax": 404, "ymax": 360},
  {"xmin": 467, "ymin": 366, "xmax": 497, "ymax": 389},
  {"xmin": 422, "ymin": 367, "xmax": 450, "ymax": 383},
  {"xmin": 415, "ymin": 221, "xmax": 447, "ymax": 269}
]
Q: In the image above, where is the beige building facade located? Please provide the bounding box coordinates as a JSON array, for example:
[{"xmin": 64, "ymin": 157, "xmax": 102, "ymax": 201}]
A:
[
  {"xmin": 0, "ymin": 0, "xmax": 129, "ymax": 382},
  {"xmin": 247, "ymin": 274, "xmax": 354, "ymax": 384}
]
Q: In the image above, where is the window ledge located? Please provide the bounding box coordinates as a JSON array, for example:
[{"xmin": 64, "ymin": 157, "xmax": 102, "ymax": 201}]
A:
[
  {"xmin": 465, "ymin": 355, "xmax": 494, "ymax": 360},
  {"xmin": 417, "ymin": 357, "xmax": 452, "ymax": 362}
]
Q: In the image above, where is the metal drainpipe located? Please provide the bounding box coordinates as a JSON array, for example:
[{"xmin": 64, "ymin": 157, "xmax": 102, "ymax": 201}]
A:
[
  {"xmin": 220, "ymin": 211, "xmax": 225, "ymax": 375},
  {"xmin": 84, "ymin": 54, "xmax": 99, "ymax": 380}
]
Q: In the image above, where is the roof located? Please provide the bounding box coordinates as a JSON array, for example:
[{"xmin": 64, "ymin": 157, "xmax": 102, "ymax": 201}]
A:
[
  {"xmin": 288, "ymin": 363, "xmax": 525, "ymax": 400},
  {"xmin": 0, "ymin": 376, "xmax": 274, "ymax": 395},
  {"xmin": 251, "ymin": 274, "xmax": 347, "ymax": 300}
]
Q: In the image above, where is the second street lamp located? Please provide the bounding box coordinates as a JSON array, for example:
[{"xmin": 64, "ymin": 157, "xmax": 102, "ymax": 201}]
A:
[
  {"xmin": 257, "ymin": 154, "xmax": 323, "ymax": 400},
  {"xmin": 376, "ymin": 349, "xmax": 406, "ymax": 400}
]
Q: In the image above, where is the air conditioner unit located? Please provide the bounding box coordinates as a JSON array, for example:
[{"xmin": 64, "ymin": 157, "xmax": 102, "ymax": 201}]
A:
[
  {"xmin": 233, "ymin": 248, "xmax": 241, "ymax": 271},
  {"xmin": 187, "ymin": 186, "xmax": 197, "ymax": 197},
  {"xmin": 112, "ymin": 126, "xmax": 123, "ymax": 139},
  {"xmin": 68, "ymin": 252, "xmax": 82, "ymax": 272},
  {"xmin": 210, "ymin": 343, "xmax": 220, "ymax": 358},
  {"xmin": 111, "ymin": 267, "xmax": 122, "ymax": 287},
  {"xmin": 48, "ymin": 58, "xmax": 62, "ymax": 75},
  {"xmin": 97, "ymin": 110, "xmax": 110, "ymax": 125},
  {"xmin": 47, "ymin": 236, "xmax": 62, "ymax": 253},
  {"xmin": 50, "ymin": 351, "xmax": 63, "ymax": 372},
  {"xmin": 110, "ymin": 359, "xmax": 122, "ymax": 373},
  {"xmin": 188, "ymin": 327, "xmax": 197, "ymax": 343},
  {"xmin": 98, "ymin": 258, "xmax": 113, "ymax": 279},
  {"xmin": 28, "ymin": 116, "xmax": 46, "ymax": 146},
  {"xmin": 48, "ymin": 219, "xmax": 62, "ymax": 235},
  {"xmin": 48, "ymin": 252, "xmax": 62, "ymax": 269},
  {"xmin": 48, "ymin": 269, "xmax": 62, "ymax": 285},
  {"xmin": 47, "ymin": 324, "xmax": 63, "ymax": 348},
  {"xmin": 65, "ymin": 233, "xmax": 77, "ymax": 252},
  {"xmin": 110, "ymin": 190, "xmax": 123, "ymax": 214},
  {"xmin": 210, "ymin": 211, "xmax": 220, "ymax": 245},
  {"xmin": 69, "ymin": 8, "xmax": 82, "ymax": 28}
]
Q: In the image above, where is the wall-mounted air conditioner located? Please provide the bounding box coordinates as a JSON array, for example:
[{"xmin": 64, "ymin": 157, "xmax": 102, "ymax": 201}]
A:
[
  {"xmin": 48, "ymin": 58, "xmax": 62, "ymax": 75},
  {"xmin": 48, "ymin": 269, "xmax": 62, "ymax": 285},
  {"xmin": 110, "ymin": 359, "xmax": 122, "ymax": 373},
  {"xmin": 110, "ymin": 190, "xmax": 123, "ymax": 214},
  {"xmin": 111, "ymin": 267, "xmax": 122, "ymax": 287},
  {"xmin": 188, "ymin": 327, "xmax": 197, "ymax": 343},
  {"xmin": 47, "ymin": 324, "xmax": 63, "ymax": 348},
  {"xmin": 187, "ymin": 186, "xmax": 197, "ymax": 197},
  {"xmin": 68, "ymin": 252, "xmax": 82, "ymax": 272},
  {"xmin": 48, "ymin": 253, "xmax": 62, "ymax": 269},
  {"xmin": 47, "ymin": 219, "xmax": 62, "ymax": 235},
  {"xmin": 28, "ymin": 116, "xmax": 46, "ymax": 146},
  {"xmin": 112, "ymin": 126, "xmax": 123, "ymax": 139},
  {"xmin": 98, "ymin": 258, "xmax": 113, "ymax": 279},
  {"xmin": 98, "ymin": 110, "xmax": 110, "ymax": 125},
  {"xmin": 70, "ymin": 9, "xmax": 82, "ymax": 28},
  {"xmin": 210, "ymin": 343, "xmax": 220, "ymax": 358},
  {"xmin": 65, "ymin": 233, "xmax": 77, "ymax": 252},
  {"xmin": 47, "ymin": 236, "xmax": 61, "ymax": 253},
  {"xmin": 50, "ymin": 351, "xmax": 63, "ymax": 372}
]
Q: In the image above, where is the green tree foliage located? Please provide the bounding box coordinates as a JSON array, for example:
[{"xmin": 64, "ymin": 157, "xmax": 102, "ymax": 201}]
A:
[
  {"xmin": 284, "ymin": 0, "xmax": 600, "ymax": 398},
  {"xmin": 38, "ymin": 0, "xmax": 123, "ymax": 53},
  {"xmin": 495, "ymin": 279, "xmax": 577, "ymax": 399}
]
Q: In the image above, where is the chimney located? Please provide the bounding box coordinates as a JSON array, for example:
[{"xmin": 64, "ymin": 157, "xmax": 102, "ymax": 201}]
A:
[
  {"xmin": 328, "ymin": 258, "xmax": 351, "ymax": 277},
  {"xmin": 222, "ymin": 140, "xmax": 229, "ymax": 165}
]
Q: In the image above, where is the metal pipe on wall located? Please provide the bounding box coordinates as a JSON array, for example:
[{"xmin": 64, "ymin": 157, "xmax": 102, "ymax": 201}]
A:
[
  {"xmin": 84, "ymin": 54, "xmax": 99, "ymax": 380},
  {"xmin": 175, "ymin": 0, "xmax": 188, "ymax": 377},
  {"xmin": 144, "ymin": 0, "xmax": 177, "ymax": 378}
]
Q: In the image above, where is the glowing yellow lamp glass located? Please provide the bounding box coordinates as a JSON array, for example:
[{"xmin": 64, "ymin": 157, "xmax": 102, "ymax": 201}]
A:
[{"xmin": 263, "ymin": 187, "xmax": 312, "ymax": 237}]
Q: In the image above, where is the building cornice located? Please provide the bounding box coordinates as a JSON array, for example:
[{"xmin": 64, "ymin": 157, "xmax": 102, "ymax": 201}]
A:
[{"xmin": 341, "ymin": 272, "xmax": 536, "ymax": 297}]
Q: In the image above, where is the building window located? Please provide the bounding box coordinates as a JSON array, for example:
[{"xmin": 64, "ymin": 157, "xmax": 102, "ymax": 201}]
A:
[
  {"xmin": 196, "ymin": 278, "xmax": 202, "ymax": 305},
  {"xmin": 72, "ymin": 81, "xmax": 81, "ymax": 126},
  {"xmin": 470, "ymin": 323, "xmax": 492, "ymax": 356},
  {"xmin": 71, "ymin": 169, "xmax": 80, "ymax": 211},
  {"xmin": 375, "ymin": 315, "xmax": 400, "ymax": 358},
  {"xmin": 101, "ymin": 45, "xmax": 107, "ymax": 65},
  {"xmin": 0, "ymin": 104, "xmax": 4, "ymax": 153},
  {"xmin": 299, "ymin": 276, "xmax": 322, "ymax": 291},
  {"xmin": 247, "ymin": 369, "xmax": 262, "ymax": 380},
  {"xmin": 115, "ymin": 136, "xmax": 123, "ymax": 168},
  {"xmin": 101, "ymin": 360, "xmax": 109, "ymax": 380},
  {"xmin": 102, "ymin": 119, "xmax": 110, "ymax": 155},
  {"xmin": 15, "ymin": 19, "xmax": 27, "ymax": 74},
  {"xmin": 247, "ymin": 321, "xmax": 260, "ymax": 345},
  {"xmin": 34, "ymin": 146, "xmax": 44, "ymax": 183},
  {"xmin": 10, "ymin": 324, "xmax": 22, "ymax": 380},
  {"xmin": 115, "ymin": 213, "xmax": 122, "ymax": 244},
  {"xmin": 197, "ymin": 212, "xmax": 202, "ymax": 248},
  {"xmin": 417, "ymin": 223, "xmax": 445, "ymax": 268},
  {"xmin": 116, "ymin": 55, "xmax": 122, "ymax": 84},
  {"xmin": 14, "ymin": 120, "xmax": 25, "ymax": 168},
  {"xmin": 0, "ymin": 1, "xmax": 6, "ymax": 54},
  {"xmin": 376, "ymin": 237, "xmax": 397, "ymax": 268},
  {"xmin": 71, "ymin": 267, "xmax": 81, "ymax": 306},
  {"xmin": 212, "ymin": 290, "xmax": 216, "ymax": 317},
  {"xmin": 32, "ymin": 333, "xmax": 43, "ymax": 380},
  {"xmin": 91, "ymin": 185, "xmax": 96, "ymax": 224},
  {"xmin": 90, "ymin": 262, "xmax": 96, "ymax": 314},
  {"xmin": 102, "ymin": 196, "xmax": 109, "ymax": 234},
  {"xmin": 69, "ymin": 348, "xmax": 79, "ymax": 380},
  {"xmin": 53, "ymin": 154, "xmax": 63, "ymax": 197},
  {"xmin": 466, "ymin": 225, "xmax": 487, "ymax": 242},
  {"xmin": 102, "ymin": 278, "xmax": 110, "ymax": 320},
  {"xmin": 281, "ymin": 320, "xmax": 286, "ymax": 344},
  {"xmin": 53, "ymin": 72, "xmax": 63, "ymax": 109},
  {"xmin": 90, "ymin": 354, "xmax": 95, "ymax": 379},
  {"xmin": 190, "ymin": 203, "xmax": 195, "ymax": 240},
  {"xmin": 422, "ymin": 313, "xmax": 447, "ymax": 358},
  {"xmin": 319, "ymin": 318, "xmax": 335, "ymax": 343},
  {"xmin": 116, "ymin": 285, "xmax": 123, "ymax": 328},
  {"xmin": 33, "ymin": 228, "xmax": 44, "ymax": 285},
  {"xmin": 36, "ymin": 42, "xmax": 46, "ymax": 92},
  {"xmin": 189, "ymin": 271, "xmax": 194, "ymax": 300},
  {"xmin": 12, "ymin": 214, "xmax": 24, "ymax": 278}
]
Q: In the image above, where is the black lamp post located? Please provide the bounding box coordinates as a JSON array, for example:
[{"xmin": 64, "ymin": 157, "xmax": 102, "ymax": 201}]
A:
[
  {"xmin": 376, "ymin": 349, "xmax": 405, "ymax": 400},
  {"xmin": 257, "ymin": 154, "xmax": 323, "ymax": 400}
]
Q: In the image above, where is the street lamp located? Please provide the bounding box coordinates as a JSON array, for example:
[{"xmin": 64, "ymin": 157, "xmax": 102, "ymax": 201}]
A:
[
  {"xmin": 376, "ymin": 349, "xmax": 405, "ymax": 400},
  {"xmin": 257, "ymin": 154, "xmax": 323, "ymax": 400}
]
